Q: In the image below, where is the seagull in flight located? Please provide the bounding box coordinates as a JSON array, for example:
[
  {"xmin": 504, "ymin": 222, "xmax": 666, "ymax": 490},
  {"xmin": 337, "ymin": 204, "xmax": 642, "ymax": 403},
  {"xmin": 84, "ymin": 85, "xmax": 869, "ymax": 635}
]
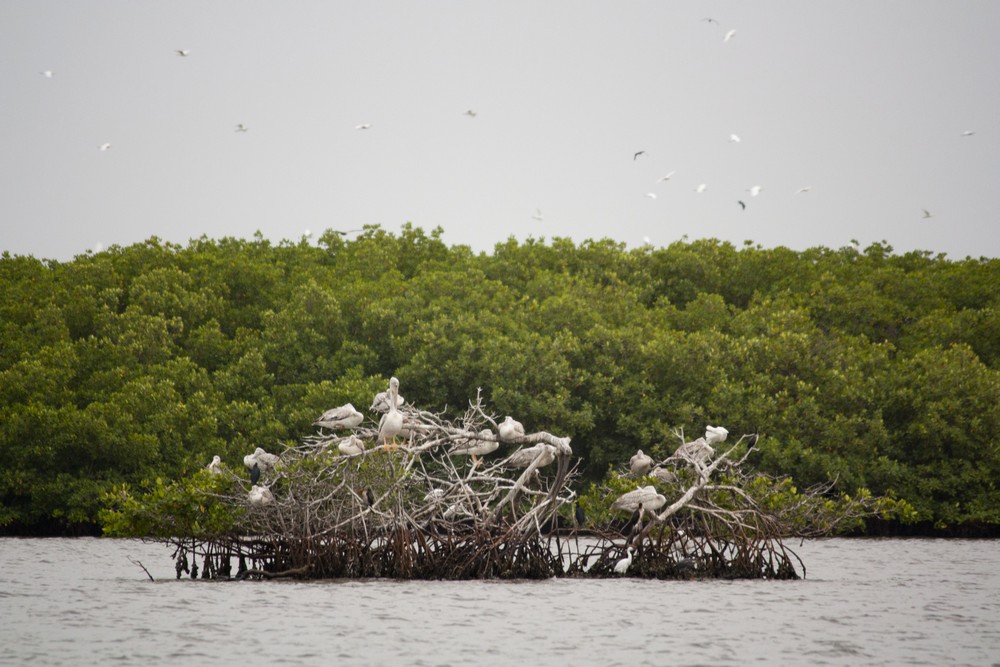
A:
[
  {"xmin": 645, "ymin": 192, "xmax": 657, "ymax": 199},
  {"xmin": 702, "ymin": 17, "xmax": 719, "ymax": 26},
  {"xmin": 41, "ymin": 70, "xmax": 54, "ymax": 78},
  {"xmin": 960, "ymin": 130, "xmax": 975, "ymax": 137},
  {"xmin": 532, "ymin": 208, "xmax": 544, "ymax": 221},
  {"xmin": 695, "ymin": 183, "xmax": 707, "ymax": 194},
  {"xmin": 738, "ymin": 200, "xmax": 746, "ymax": 210},
  {"xmin": 175, "ymin": 49, "xmax": 190, "ymax": 57},
  {"xmin": 657, "ymin": 171, "xmax": 676, "ymax": 183},
  {"xmin": 464, "ymin": 109, "xmax": 477, "ymax": 118},
  {"xmin": 235, "ymin": 123, "xmax": 248, "ymax": 133},
  {"xmin": 747, "ymin": 185, "xmax": 762, "ymax": 197},
  {"xmin": 922, "ymin": 209, "xmax": 933, "ymax": 219},
  {"xmin": 99, "ymin": 143, "xmax": 112, "ymax": 151},
  {"xmin": 728, "ymin": 133, "xmax": 741, "ymax": 143},
  {"xmin": 355, "ymin": 123, "xmax": 372, "ymax": 130},
  {"xmin": 796, "ymin": 186, "xmax": 812, "ymax": 194},
  {"xmin": 633, "ymin": 150, "xmax": 646, "ymax": 160},
  {"xmin": 724, "ymin": 29, "xmax": 737, "ymax": 43}
]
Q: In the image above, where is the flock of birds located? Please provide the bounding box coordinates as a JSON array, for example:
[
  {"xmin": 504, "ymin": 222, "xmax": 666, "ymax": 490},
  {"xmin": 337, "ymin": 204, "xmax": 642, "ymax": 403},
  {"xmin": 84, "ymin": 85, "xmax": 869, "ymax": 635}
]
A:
[{"xmin": 206, "ymin": 376, "xmax": 550, "ymax": 507}]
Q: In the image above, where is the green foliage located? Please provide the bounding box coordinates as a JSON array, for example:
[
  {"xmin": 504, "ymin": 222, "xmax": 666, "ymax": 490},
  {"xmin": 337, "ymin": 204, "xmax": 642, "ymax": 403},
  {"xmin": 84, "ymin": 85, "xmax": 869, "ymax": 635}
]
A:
[{"xmin": 1, "ymin": 232, "xmax": 998, "ymax": 534}]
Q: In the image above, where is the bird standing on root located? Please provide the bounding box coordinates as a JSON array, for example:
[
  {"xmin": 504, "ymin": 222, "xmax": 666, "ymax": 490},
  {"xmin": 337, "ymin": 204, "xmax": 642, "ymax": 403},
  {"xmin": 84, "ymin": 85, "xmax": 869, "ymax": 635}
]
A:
[
  {"xmin": 629, "ymin": 449, "xmax": 654, "ymax": 476},
  {"xmin": 377, "ymin": 377, "xmax": 404, "ymax": 449},
  {"xmin": 314, "ymin": 403, "xmax": 363, "ymax": 430},
  {"xmin": 612, "ymin": 485, "xmax": 667, "ymax": 513},
  {"xmin": 614, "ymin": 547, "xmax": 635, "ymax": 575},
  {"xmin": 498, "ymin": 415, "xmax": 525, "ymax": 442}
]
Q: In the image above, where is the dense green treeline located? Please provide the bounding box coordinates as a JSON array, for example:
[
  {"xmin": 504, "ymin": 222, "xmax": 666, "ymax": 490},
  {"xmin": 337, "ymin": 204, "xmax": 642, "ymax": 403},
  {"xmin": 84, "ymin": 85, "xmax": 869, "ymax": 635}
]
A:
[{"xmin": 1, "ymin": 226, "xmax": 998, "ymax": 534}]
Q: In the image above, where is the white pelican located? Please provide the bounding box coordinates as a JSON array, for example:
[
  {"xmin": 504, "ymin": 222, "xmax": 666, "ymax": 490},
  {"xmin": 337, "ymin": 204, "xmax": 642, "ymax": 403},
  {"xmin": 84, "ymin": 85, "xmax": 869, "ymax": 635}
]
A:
[
  {"xmin": 337, "ymin": 434, "xmax": 365, "ymax": 456},
  {"xmin": 370, "ymin": 380, "xmax": 405, "ymax": 413},
  {"xmin": 377, "ymin": 377, "xmax": 404, "ymax": 447},
  {"xmin": 207, "ymin": 455, "xmax": 222, "ymax": 474},
  {"xmin": 612, "ymin": 485, "xmax": 667, "ymax": 512},
  {"xmin": 673, "ymin": 437, "xmax": 714, "ymax": 466},
  {"xmin": 629, "ymin": 449, "xmax": 654, "ymax": 476},
  {"xmin": 245, "ymin": 447, "xmax": 279, "ymax": 472},
  {"xmin": 614, "ymin": 547, "xmax": 635, "ymax": 574},
  {"xmin": 249, "ymin": 485, "xmax": 274, "ymax": 506},
  {"xmin": 498, "ymin": 415, "xmax": 525, "ymax": 442},
  {"xmin": 651, "ymin": 466, "xmax": 677, "ymax": 483},
  {"xmin": 449, "ymin": 429, "xmax": 498, "ymax": 465},
  {"xmin": 315, "ymin": 403, "xmax": 364, "ymax": 430},
  {"xmin": 705, "ymin": 425, "xmax": 729, "ymax": 445},
  {"xmin": 505, "ymin": 443, "xmax": 557, "ymax": 469}
]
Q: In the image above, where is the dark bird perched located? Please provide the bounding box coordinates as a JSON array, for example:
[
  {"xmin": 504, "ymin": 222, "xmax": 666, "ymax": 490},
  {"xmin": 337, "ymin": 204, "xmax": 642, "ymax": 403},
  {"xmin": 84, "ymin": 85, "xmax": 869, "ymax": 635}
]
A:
[
  {"xmin": 575, "ymin": 503, "xmax": 586, "ymax": 528},
  {"xmin": 365, "ymin": 487, "xmax": 375, "ymax": 508},
  {"xmin": 746, "ymin": 433, "xmax": 759, "ymax": 451},
  {"xmin": 250, "ymin": 462, "xmax": 261, "ymax": 485}
]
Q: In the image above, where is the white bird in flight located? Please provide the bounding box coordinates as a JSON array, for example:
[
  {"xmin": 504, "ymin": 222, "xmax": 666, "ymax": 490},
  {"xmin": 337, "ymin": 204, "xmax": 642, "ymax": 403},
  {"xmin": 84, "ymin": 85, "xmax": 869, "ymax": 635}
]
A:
[
  {"xmin": 175, "ymin": 49, "xmax": 190, "ymax": 57},
  {"xmin": 355, "ymin": 123, "xmax": 372, "ymax": 130},
  {"xmin": 724, "ymin": 29, "xmax": 737, "ymax": 42},
  {"xmin": 657, "ymin": 171, "xmax": 676, "ymax": 183},
  {"xmin": 235, "ymin": 123, "xmax": 248, "ymax": 133},
  {"xmin": 532, "ymin": 208, "xmax": 544, "ymax": 221},
  {"xmin": 98, "ymin": 143, "xmax": 112, "ymax": 151},
  {"xmin": 729, "ymin": 133, "xmax": 741, "ymax": 143},
  {"xmin": 41, "ymin": 70, "xmax": 54, "ymax": 78},
  {"xmin": 960, "ymin": 130, "xmax": 975, "ymax": 137},
  {"xmin": 796, "ymin": 186, "xmax": 812, "ymax": 194},
  {"xmin": 747, "ymin": 185, "xmax": 762, "ymax": 197},
  {"xmin": 645, "ymin": 192, "xmax": 657, "ymax": 199},
  {"xmin": 695, "ymin": 183, "xmax": 707, "ymax": 194}
]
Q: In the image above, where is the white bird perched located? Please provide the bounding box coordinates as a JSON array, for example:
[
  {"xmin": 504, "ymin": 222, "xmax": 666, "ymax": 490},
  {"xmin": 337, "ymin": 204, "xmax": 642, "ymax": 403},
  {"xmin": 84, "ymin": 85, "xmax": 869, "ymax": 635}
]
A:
[
  {"xmin": 370, "ymin": 380, "xmax": 406, "ymax": 413},
  {"xmin": 629, "ymin": 449, "xmax": 654, "ymax": 476},
  {"xmin": 498, "ymin": 415, "xmax": 525, "ymax": 442},
  {"xmin": 612, "ymin": 485, "xmax": 667, "ymax": 513},
  {"xmin": 705, "ymin": 425, "xmax": 729, "ymax": 446},
  {"xmin": 651, "ymin": 466, "xmax": 678, "ymax": 483},
  {"xmin": 505, "ymin": 443, "xmax": 557, "ymax": 469},
  {"xmin": 248, "ymin": 485, "xmax": 274, "ymax": 506},
  {"xmin": 449, "ymin": 429, "xmax": 499, "ymax": 465},
  {"xmin": 614, "ymin": 547, "xmax": 635, "ymax": 575},
  {"xmin": 728, "ymin": 133, "xmax": 741, "ymax": 143},
  {"xmin": 747, "ymin": 185, "xmax": 762, "ymax": 197},
  {"xmin": 207, "ymin": 455, "xmax": 222, "ymax": 474},
  {"xmin": 175, "ymin": 49, "xmax": 190, "ymax": 57},
  {"xmin": 724, "ymin": 29, "xmax": 737, "ymax": 43},
  {"xmin": 99, "ymin": 143, "xmax": 112, "ymax": 151},
  {"xmin": 672, "ymin": 437, "xmax": 714, "ymax": 466},
  {"xmin": 315, "ymin": 403, "xmax": 364, "ymax": 430},
  {"xmin": 337, "ymin": 434, "xmax": 366, "ymax": 456},
  {"xmin": 244, "ymin": 447, "xmax": 279, "ymax": 473},
  {"xmin": 695, "ymin": 183, "xmax": 707, "ymax": 194},
  {"xmin": 377, "ymin": 377, "xmax": 404, "ymax": 447},
  {"xmin": 235, "ymin": 123, "xmax": 248, "ymax": 133},
  {"xmin": 355, "ymin": 123, "xmax": 372, "ymax": 130}
]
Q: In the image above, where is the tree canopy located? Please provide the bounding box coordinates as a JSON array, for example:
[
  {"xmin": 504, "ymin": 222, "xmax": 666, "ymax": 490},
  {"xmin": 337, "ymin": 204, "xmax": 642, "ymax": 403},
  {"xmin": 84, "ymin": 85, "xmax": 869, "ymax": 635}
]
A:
[{"xmin": 1, "ymin": 227, "xmax": 997, "ymax": 534}]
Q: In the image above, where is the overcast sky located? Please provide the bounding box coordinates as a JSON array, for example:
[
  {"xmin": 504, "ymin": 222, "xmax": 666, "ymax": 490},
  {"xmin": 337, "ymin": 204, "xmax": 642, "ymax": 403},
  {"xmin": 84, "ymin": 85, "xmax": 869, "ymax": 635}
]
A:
[{"xmin": 3, "ymin": 1, "xmax": 998, "ymax": 263}]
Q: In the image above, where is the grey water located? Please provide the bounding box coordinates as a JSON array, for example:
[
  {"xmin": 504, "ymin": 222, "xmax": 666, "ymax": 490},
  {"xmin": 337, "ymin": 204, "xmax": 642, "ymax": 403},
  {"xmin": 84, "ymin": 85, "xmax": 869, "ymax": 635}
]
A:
[{"xmin": 1, "ymin": 538, "xmax": 998, "ymax": 666}]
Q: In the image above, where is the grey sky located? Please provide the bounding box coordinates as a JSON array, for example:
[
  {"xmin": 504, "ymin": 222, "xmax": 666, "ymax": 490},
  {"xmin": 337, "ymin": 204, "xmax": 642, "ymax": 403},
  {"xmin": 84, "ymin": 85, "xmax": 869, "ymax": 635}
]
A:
[{"xmin": 3, "ymin": 1, "xmax": 998, "ymax": 262}]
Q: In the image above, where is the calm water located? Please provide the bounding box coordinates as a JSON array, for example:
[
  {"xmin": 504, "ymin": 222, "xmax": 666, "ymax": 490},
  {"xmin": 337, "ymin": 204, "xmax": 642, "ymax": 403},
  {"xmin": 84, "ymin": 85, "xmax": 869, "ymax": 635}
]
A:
[{"xmin": 1, "ymin": 538, "xmax": 998, "ymax": 666}]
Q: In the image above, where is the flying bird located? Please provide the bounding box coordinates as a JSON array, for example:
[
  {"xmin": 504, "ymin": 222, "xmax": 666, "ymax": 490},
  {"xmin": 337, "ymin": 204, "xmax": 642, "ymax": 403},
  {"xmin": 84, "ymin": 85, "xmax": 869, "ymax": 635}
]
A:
[
  {"xmin": 695, "ymin": 183, "xmax": 707, "ymax": 194},
  {"xmin": 41, "ymin": 70, "xmax": 54, "ymax": 78},
  {"xmin": 702, "ymin": 17, "xmax": 719, "ymax": 26},
  {"xmin": 747, "ymin": 185, "xmax": 762, "ymax": 197},
  {"xmin": 175, "ymin": 49, "xmax": 190, "ymax": 57},
  {"xmin": 235, "ymin": 123, "xmax": 248, "ymax": 133},
  {"xmin": 355, "ymin": 123, "xmax": 372, "ymax": 130},
  {"xmin": 738, "ymin": 200, "xmax": 746, "ymax": 210},
  {"xmin": 728, "ymin": 133, "xmax": 741, "ymax": 143},
  {"xmin": 724, "ymin": 29, "xmax": 737, "ymax": 42},
  {"xmin": 633, "ymin": 150, "xmax": 646, "ymax": 160},
  {"xmin": 99, "ymin": 143, "xmax": 112, "ymax": 151},
  {"xmin": 532, "ymin": 208, "xmax": 544, "ymax": 222},
  {"xmin": 645, "ymin": 192, "xmax": 657, "ymax": 199},
  {"xmin": 796, "ymin": 186, "xmax": 812, "ymax": 194},
  {"xmin": 922, "ymin": 209, "xmax": 933, "ymax": 219},
  {"xmin": 464, "ymin": 109, "xmax": 477, "ymax": 118},
  {"xmin": 960, "ymin": 130, "xmax": 975, "ymax": 136},
  {"xmin": 657, "ymin": 171, "xmax": 676, "ymax": 182}
]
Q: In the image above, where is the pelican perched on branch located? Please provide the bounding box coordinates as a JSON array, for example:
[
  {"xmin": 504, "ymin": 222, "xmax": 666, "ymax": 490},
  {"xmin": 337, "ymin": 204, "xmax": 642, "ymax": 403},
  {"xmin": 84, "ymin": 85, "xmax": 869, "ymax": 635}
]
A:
[
  {"xmin": 672, "ymin": 437, "xmax": 714, "ymax": 466},
  {"xmin": 449, "ymin": 429, "xmax": 498, "ymax": 465},
  {"xmin": 337, "ymin": 435, "xmax": 365, "ymax": 456},
  {"xmin": 315, "ymin": 403, "xmax": 364, "ymax": 430},
  {"xmin": 629, "ymin": 449, "xmax": 654, "ymax": 476},
  {"xmin": 612, "ymin": 485, "xmax": 667, "ymax": 512},
  {"xmin": 370, "ymin": 379, "xmax": 405, "ymax": 413},
  {"xmin": 248, "ymin": 485, "xmax": 273, "ymax": 506},
  {"xmin": 244, "ymin": 447, "xmax": 279, "ymax": 473},
  {"xmin": 498, "ymin": 416, "xmax": 525, "ymax": 442},
  {"xmin": 505, "ymin": 443, "xmax": 556, "ymax": 468},
  {"xmin": 377, "ymin": 377, "xmax": 404, "ymax": 448},
  {"xmin": 207, "ymin": 455, "xmax": 222, "ymax": 474}
]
